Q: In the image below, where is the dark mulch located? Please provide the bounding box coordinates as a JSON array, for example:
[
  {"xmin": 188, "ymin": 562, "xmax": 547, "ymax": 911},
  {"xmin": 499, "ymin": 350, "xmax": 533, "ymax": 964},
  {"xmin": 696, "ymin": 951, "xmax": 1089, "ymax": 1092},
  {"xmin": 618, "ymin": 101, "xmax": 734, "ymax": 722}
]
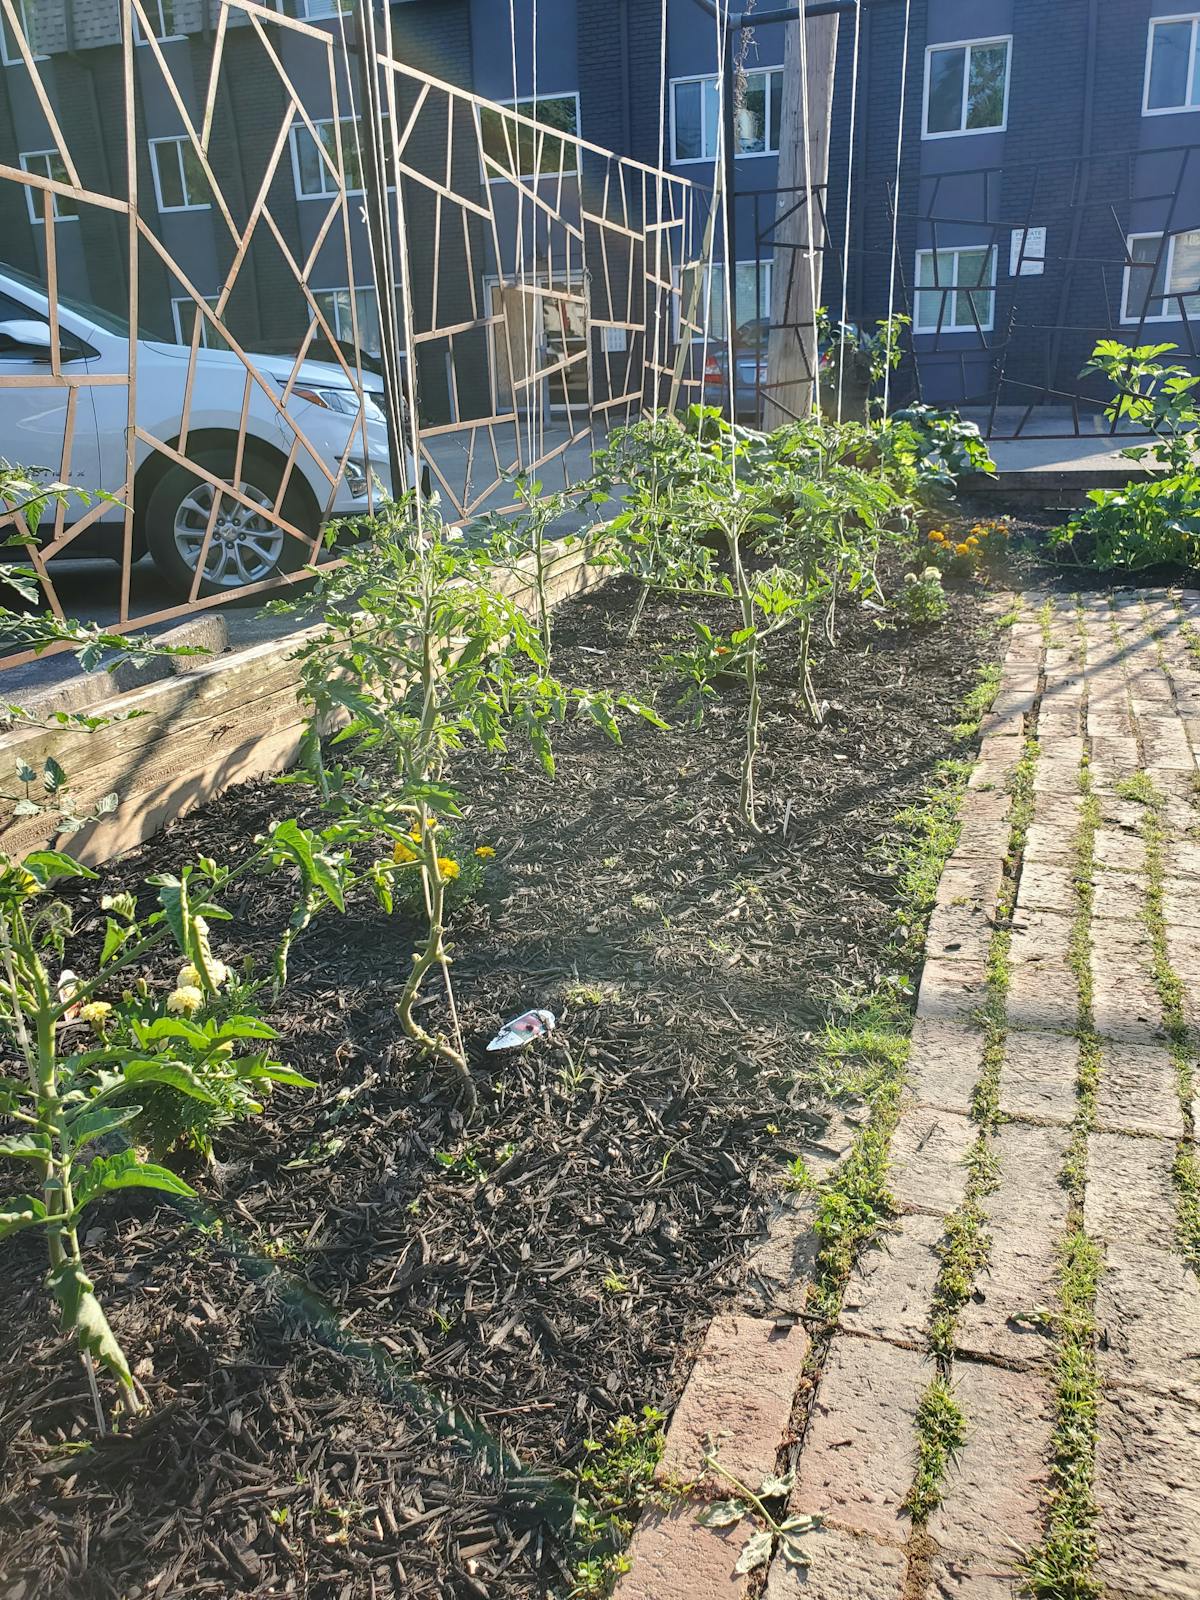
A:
[{"xmin": 0, "ymin": 567, "xmax": 999, "ymax": 1600}]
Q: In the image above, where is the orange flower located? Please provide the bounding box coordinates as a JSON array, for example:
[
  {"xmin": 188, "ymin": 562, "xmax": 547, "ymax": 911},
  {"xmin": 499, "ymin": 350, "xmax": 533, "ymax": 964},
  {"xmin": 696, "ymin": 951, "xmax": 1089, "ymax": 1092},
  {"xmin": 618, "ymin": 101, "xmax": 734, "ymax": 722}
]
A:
[
  {"xmin": 955, "ymin": 542, "xmax": 971, "ymax": 557},
  {"xmin": 927, "ymin": 530, "xmax": 946, "ymax": 544}
]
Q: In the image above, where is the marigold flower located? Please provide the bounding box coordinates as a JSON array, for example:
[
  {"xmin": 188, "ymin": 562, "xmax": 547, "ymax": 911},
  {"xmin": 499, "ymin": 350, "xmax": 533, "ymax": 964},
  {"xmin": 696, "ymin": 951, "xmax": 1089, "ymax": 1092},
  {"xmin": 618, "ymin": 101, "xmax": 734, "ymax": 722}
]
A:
[
  {"xmin": 475, "ymin": 845, "xmax": 496, "ymax": 859},
  {"xmin": 955, "ymin": 542, "xmax": 971, "ymax": 556},
  {"xmin": 167, "ymin": 985, "xmax": 204, "ymax": 1016},
  {"xmin": 437, "ymin": 857, "xmax": 460, "ymax": 881},
  {"xmin": 393, "ymin": 838, "xmax": 419, "ymax": 864},
  {"xmin": 927, "ymin": 530, "xmax": 946, "ymax": 543},
  {"xmin": 179, "ymin": 959, "xmax": 228, "ymax": 990},
  {"xmin": 921, "ymin": 567, "xmax": 942, "ymax": 583},
  {"xmin": 80, "ymin": 1001, "xmax": 113, "ymax": 1032}
]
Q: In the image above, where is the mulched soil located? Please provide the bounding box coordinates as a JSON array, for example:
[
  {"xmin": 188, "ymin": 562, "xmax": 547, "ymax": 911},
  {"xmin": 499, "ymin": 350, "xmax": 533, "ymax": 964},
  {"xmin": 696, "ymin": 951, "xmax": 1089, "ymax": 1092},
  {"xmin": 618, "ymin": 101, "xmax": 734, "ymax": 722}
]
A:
[{"xmin": 0, "ymin": 564, "xmax": 999, "ymax": 1600}]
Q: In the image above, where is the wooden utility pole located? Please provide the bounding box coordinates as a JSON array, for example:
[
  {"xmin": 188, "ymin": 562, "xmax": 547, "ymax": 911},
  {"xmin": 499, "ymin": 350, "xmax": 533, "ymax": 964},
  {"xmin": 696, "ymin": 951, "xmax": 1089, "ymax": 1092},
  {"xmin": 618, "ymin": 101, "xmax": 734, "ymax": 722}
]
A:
[{"xmin": 764, "ymin": 8, "xmax": 839, "ymax": 424}]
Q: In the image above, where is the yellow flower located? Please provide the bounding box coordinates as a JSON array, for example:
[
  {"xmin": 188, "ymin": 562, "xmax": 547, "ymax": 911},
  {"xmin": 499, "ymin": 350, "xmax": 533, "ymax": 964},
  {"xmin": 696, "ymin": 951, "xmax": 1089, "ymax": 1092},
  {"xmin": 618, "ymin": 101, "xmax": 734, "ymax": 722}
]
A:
[
  {"xmin": 955, "ymin": 543, "xmax": 971, "ymax": 557},
  {"xmin": 966, "ymin": 537, "xmax": 980, "ymax": 548},
  {"xmin": 393, "ymin": 837, "xmax": 419, "ymax": 864},
  {"xmin": 167, "ymin": 985, "xmax": 204, "ymax": 1016},
  {"xmin": 437, "ymin": 857, "xmax": 460, "ymax": 881},
  {"xmin": 475, "ymin": 846, "xmax": 496, "ymax": 859},
  {"xmin": 179, "ymin": 959, "xmax": 228, "ymax": 990},
  {"xmin": 79, "ymin": 1001, "xmax": 113, "ymax": 1033},
  {"xmin": 927, "ymin": 530, "xmax": 946, "ymax": 544}
]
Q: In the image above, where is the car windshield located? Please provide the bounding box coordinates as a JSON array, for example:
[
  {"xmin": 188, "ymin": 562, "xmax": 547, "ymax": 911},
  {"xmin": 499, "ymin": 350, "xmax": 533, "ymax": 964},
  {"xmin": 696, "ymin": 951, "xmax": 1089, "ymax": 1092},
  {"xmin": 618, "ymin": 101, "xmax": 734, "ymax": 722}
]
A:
[{"xmin": 0, "ymin": 261, "xmax": 151, "ymax": 339}]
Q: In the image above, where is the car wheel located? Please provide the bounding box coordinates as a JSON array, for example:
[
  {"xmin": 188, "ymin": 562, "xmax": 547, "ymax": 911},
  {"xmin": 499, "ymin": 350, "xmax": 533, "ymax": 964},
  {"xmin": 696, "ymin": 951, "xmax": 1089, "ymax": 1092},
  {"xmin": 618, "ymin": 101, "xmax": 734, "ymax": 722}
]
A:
[{"xmin": 144, "ymin": 445, "xmax": 315, "ymax": 602}]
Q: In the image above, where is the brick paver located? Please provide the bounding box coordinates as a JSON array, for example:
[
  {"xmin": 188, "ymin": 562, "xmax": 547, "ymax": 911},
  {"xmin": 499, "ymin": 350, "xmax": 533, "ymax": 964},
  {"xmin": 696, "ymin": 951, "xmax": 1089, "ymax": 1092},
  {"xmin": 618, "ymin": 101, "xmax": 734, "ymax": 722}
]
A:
[
  {"xmin": 656, "ymin": 1315, "xmax": 809, "ymax": 1492},
  {"xmin": 618, "ymin": 594, "xmax": 1200, "ymax": 1600}
]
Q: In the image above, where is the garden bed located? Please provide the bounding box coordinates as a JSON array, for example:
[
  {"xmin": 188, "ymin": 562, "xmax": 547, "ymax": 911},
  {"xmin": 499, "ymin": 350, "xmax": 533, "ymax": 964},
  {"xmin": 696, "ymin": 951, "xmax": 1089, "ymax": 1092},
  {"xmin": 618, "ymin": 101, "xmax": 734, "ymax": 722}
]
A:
[{"xmin": 0, "ymin": 568, "xmax": 1001, "ymax": 1600}]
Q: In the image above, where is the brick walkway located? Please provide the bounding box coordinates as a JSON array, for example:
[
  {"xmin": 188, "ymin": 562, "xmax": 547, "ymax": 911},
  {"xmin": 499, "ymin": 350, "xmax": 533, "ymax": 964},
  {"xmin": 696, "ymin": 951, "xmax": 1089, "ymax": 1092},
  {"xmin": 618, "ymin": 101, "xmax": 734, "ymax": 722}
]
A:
[{"xmin": 617, "ymin": 591, "xmax": 1200, "ymax": 1600}]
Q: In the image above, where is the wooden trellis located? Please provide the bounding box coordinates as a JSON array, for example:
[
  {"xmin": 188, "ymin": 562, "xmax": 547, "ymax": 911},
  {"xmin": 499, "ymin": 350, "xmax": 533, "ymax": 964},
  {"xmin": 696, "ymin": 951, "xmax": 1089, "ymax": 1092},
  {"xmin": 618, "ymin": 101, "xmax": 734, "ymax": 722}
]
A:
[{"xmin": 0, "ymin": 0, "xmax": 712, "ymax": 661}]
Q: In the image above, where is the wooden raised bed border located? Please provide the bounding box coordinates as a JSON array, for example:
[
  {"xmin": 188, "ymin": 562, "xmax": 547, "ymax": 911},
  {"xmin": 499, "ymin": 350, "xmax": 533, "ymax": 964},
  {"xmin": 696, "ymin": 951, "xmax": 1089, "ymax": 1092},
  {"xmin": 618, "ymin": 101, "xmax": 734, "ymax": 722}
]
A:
[{"xmin": 0, "ymin": 544, "xmax": 610, "ymax": 867}]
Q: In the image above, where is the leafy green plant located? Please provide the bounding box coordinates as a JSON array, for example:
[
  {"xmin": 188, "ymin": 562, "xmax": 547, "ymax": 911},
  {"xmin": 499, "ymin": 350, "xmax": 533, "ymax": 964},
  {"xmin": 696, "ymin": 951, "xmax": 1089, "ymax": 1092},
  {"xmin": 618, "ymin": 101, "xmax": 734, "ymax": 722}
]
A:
[
  {"xmin": 883, "ymin": 405, "xmax": 995, "ymax": 491},
  {"xmin": 696, "ymin": 1455, "xmax": 819, "ymax": 1576},
  {"xmin": 0, "ymin": 839, "xmax": 322, "ymax": 1418},
  {"xmin": 1052, "ymin": 341, "xmax": 1200, "ymax": 571},
  {"xmin": 292, "ymin": 497, "xmax": 665, "ymax": 1108},
  {"xmin": 571, "ymin": 1407, "xmax": 665, "ymax": 1597},
  {"xmin": 896, "ymin": 567, "xmax": 948, "ymax": 625},
  {"xmin": 467, "ymin": 471, "xmax": 587, "ymax": 661}
]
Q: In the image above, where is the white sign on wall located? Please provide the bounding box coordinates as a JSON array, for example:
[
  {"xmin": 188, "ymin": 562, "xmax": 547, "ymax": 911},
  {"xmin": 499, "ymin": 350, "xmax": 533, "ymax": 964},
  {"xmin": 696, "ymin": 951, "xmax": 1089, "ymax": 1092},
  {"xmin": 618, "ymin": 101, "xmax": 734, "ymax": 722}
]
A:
[
  {"xmin": 602, "ymin": 326, "xmax": 628, "ymax": 353},
  {"xmin": 1010, "ymin": 227, "xmax": 1047, "ymax": 277}
]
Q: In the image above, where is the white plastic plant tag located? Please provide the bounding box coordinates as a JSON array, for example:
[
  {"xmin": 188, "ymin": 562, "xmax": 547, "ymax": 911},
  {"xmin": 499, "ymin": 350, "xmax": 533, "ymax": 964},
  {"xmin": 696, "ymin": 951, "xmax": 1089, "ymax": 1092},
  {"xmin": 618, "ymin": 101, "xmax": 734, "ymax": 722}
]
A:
[{"xmin": 486, "ymin": 1008, "xmax": 556, "ymax": 1051}]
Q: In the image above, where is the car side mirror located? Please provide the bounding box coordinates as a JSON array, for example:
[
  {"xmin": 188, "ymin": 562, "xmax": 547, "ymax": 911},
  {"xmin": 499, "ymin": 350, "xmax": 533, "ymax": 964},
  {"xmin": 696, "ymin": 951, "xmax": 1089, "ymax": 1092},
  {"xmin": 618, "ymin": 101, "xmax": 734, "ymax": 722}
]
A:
[{"xmin": 0, "ymin": 318, "xmax": 87, "ymax": 362}]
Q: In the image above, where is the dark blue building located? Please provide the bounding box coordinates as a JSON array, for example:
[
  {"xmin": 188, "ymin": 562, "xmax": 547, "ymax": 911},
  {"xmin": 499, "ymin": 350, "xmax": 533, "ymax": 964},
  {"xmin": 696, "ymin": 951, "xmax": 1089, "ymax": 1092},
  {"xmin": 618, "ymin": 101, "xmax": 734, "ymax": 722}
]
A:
[{"xmin": 0, "ymin": 0, "xmax": 1192, "ymax": 417}]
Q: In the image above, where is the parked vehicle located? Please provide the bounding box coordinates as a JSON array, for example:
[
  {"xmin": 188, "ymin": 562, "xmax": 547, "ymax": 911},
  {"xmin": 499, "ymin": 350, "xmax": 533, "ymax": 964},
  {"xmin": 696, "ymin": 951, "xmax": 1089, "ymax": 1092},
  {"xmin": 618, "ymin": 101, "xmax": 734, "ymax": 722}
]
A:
[
  {"xmin": 700, "ymin": 317, "xmax": 873, "ymax": 421},
  {"xmin": 0, "ymin": 264, "xmax": 413, "ymax": 597}
]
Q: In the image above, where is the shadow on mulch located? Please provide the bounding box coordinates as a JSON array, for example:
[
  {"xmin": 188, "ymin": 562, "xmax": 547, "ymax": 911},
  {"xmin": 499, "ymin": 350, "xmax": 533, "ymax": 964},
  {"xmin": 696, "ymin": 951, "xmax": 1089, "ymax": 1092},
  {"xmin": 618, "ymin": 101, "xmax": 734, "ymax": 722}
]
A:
[{"xmin": 0, "ymin": 569, "xmax": 1001, "ymax": 1600}]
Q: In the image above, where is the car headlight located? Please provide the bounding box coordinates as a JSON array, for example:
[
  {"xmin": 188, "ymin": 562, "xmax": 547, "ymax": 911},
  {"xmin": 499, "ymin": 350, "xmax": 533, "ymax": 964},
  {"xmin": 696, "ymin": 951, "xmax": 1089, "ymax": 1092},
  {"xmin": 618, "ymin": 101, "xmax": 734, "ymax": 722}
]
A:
[{"xmin": 293, "ymin": 385, "xmax": 387, "ymax": 425}]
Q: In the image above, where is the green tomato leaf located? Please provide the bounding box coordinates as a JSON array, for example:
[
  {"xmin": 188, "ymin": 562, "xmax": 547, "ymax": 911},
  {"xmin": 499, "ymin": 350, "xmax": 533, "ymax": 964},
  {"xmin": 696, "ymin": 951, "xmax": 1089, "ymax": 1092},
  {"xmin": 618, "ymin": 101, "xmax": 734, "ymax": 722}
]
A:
[
  {"xmin": 64, "ymin": 1103, "xmax": 141, "ymax": 1152},
  {"xmin": 24, "ymin": 849, "xmax": 97, "ymax": 885},
  {"xmin": 74, "ymin": 1150, "xmax": 196, "ymax": 1210},
  {"xmin": 0, "ymin": 1194, "xmax": 49, "ymax": 1238},
  {"xmin": 46, "ymin": 1257, "xmax": 133, "ymax": 1387},
  {"xmin": 0, "ymin": 1135, "xmax": 50, "ymax": 1162}
]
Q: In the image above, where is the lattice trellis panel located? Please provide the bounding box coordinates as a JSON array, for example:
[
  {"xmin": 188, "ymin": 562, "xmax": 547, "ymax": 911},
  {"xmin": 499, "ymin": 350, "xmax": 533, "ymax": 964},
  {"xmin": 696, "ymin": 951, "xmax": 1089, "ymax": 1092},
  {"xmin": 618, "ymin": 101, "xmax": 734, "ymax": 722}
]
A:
[{"xmin": 0, "ymin": 0, "xmax": 712, "ymax": 661}]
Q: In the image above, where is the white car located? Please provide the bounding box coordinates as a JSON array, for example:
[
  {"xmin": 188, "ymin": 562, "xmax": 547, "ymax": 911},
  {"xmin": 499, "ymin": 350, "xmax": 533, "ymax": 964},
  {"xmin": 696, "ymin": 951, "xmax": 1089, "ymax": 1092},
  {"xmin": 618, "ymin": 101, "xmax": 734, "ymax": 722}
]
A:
[{"xmin": 0, "ymin": 263, "xmax": 410, "ymax": 597}]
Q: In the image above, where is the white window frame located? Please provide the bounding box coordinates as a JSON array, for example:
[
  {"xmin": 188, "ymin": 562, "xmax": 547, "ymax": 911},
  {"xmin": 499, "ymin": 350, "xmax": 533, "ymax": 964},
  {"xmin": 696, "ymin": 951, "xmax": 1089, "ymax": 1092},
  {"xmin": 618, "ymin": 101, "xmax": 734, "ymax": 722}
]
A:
[
  {"xmin": 19, "ymin": 151, "xmax": 77, "ymax": 223},
  {"xmin": 1, "ymin": 0, "xmax": 46, "ymax": 64},
  {"xmin": 1142, "ymin": 13, "xmax": 1200, "ymax": 115},
  {"xmin": 669, "ymin": 70, "xmax": 784, "ymax": 164},
  {"xmin": 312, "ymin": 285, "xmax": 380, "ymax": 352},
  {"xmin": 134, "ymin": 0, "xmax": 185, "ymax": 43},
  {"xmin": 149, "ymin": 135, "xmax": 209, "ymax": 213},
  {"xmin": 673, "ymin": 259, "xmax": 773, "ymax": 343},
  {"xmin": 171, "ymin": 295, "xmax": 224, "ymax": 347},
  {"xmin": 922, "ymin": 36, "xmax": 1012, "ymax": 140},
  {"xmin": 1120, "ymin": 231, "xmax": 1200, "ymax": 323},
  {"xmin": 289, "ymin": 116, "xmax": 369, "ymax": 200},
  {"xmin": 913, "ymin": 246, "xmax": 997, "ymax": 334},
  {"xmin": 479, "ymin": 91, "xmax": 581, "ymax": 183}
]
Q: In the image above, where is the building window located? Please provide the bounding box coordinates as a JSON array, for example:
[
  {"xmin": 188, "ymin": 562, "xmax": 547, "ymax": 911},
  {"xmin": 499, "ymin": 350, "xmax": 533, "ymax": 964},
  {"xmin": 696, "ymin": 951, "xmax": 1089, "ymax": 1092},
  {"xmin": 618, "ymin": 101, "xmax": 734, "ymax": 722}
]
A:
[
  {"xmin": 20, "ymin": 151, "xmax": 77, "ymax": 222},
  {"xmin": 670, "ymin": 70, "xmax": 783, "ymax": 163},
  {"xmin": 135, "ymin": 0, "xmax": 184, "ymax": 42},
  {"xmin": 172, "ymin": 295, "xmax": 230, "ymax": 350},
  {"xmin": 677, "ymin": 261, "xmax": 772, "ymax": 342},
  {"xmin": 1, "ymin": 0, "xmax": 46, "ymax": 64},
  {"xmin": 479, "ymin": 94, "xmax": 580, "ymax": 180},
  {"xmin": 1123, "ymin": 232, "xmax": 1200, "ymax": 322},
  {"xmin": 290, "ymin": 117, "xmax": 370, "ymax": 199},
  {"xmin": 1144, "ymin": 15, "xmax": 1200, "ymax": 114},
  {"xmin": 914, "ymin": 247, "xmax": 997, "ymax": 333},
  {"xmin": 149, "ymin": 135, "xmax": 210, "ymax": 212},
  {"xmin": 299, "ymin": 0, "xmax": 353, "ymax": 15},
  {"xmin": 923, "ymin": 38, "xmax": 1011, "ymax": 137},
  {"xmin": 313, "ymin": 286, "xmax": 381, "ymax": 355}
]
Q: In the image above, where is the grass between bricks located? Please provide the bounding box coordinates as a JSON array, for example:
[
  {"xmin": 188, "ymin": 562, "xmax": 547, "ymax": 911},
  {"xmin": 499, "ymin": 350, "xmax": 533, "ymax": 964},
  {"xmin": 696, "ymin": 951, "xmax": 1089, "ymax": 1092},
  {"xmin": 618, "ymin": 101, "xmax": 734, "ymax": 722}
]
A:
[
  {"xmin": 1024, "ymin": 601, "xmax": 1102, "ymax": 1600},
  {"xmin": 953, "ymin": 662, "xmax": 1003, "ymax": 742},
  {"xmin": 1128, "ymin": 778, "xmax": 1200, "ymax": 1270},
  {"xmin": 905, "ymin": 721, "xmax": 1039, "ymax": 1519},
  {"xmin": 802, "ymin": 750, "xmax": 981, "ymax": 1327}
]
